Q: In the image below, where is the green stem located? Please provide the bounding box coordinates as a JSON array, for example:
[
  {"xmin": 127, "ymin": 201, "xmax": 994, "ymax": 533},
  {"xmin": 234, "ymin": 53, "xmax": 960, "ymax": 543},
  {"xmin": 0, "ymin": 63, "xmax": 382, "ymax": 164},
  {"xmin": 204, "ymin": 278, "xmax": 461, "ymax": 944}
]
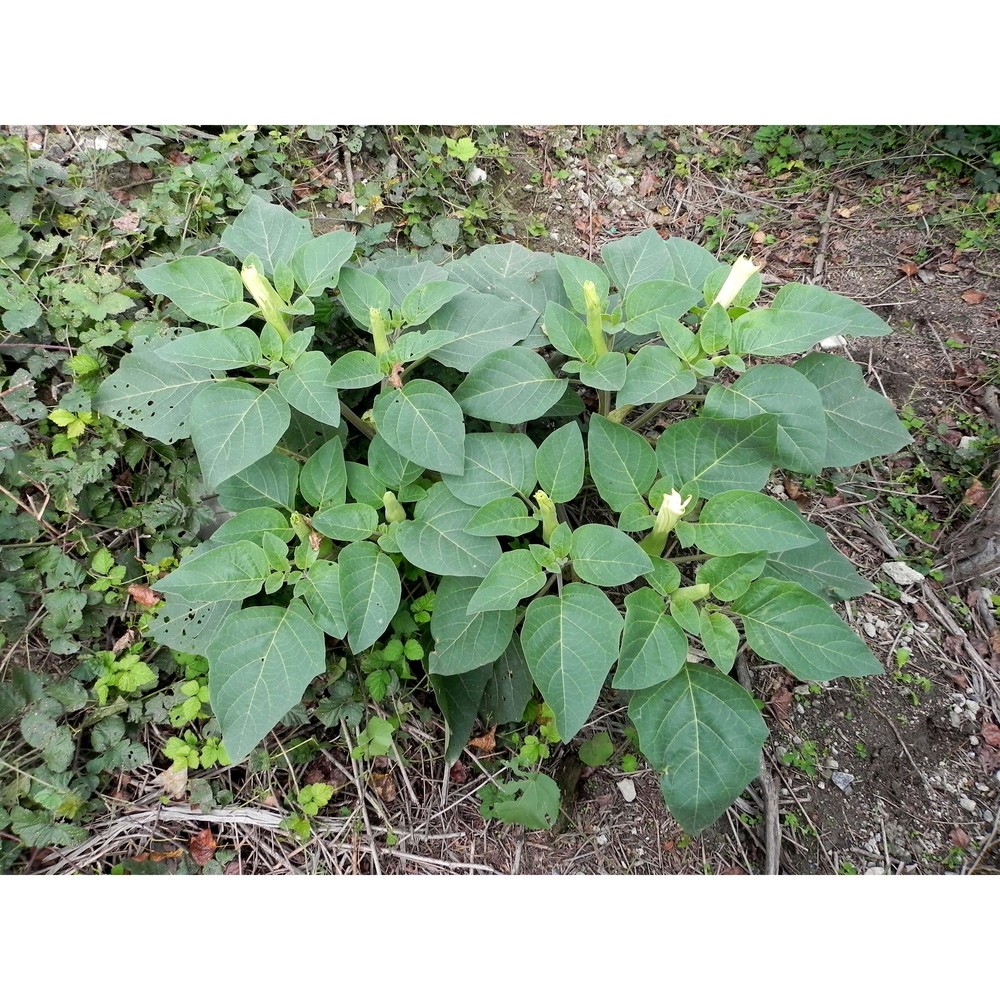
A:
[
  {"xmin": 340, "ymin": 402, "xmax": 375, "ymax": 440},
  {"xmin": 598, "ymin": 389, "xmax": 612, "ymax": 416}
]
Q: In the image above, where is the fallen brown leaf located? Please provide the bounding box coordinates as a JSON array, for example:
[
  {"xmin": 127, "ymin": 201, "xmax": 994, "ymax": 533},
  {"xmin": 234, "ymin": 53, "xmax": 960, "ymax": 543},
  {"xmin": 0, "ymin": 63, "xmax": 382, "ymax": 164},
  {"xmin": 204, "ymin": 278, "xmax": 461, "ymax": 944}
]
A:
[
  {"xmin": 188, "ymin": 828, "xmax": 217, "ymax": 865},
  {"xmin": 133, "ymin": 849, "xmax": 184, "ymax": 862},
  {"xmin": 899, "ymin": 262, "xmax": 919, "ymax": 277},
  {"xmin": 938, "ymin": 263, "xmax": 960, "ymax": 273},
  {"xmin": 449, "ymin": 760, "xmax": 469, "ymax": 784},
  {"xmin": 961, "ymin": 289, "xmax": 987, "ymax": 305},
  {"xmin": 370, "ymin": 769, "xmax": 397, "ymax": 803},
  {"xmin": 129, "ymin": 164, "xmax": 154, "ymax": 183},
  {"xmin": 156, "ymin": 765, "xmax": 188, "ymax": 800},
  {"xmin": 945, "ymin": 671, "xmax": 968, "ymax": 688},
  {"xmin": 950, "ymin": 827, "xmax": 971, "ymax": 849},
  {"xmin": 112, "ymin": 211, "xmax": 141, "ymax": 233},
  {"xmin": 468, "ymin": 726, "xmax": 496, "ymax": 753},
  {"xmin": 128, "ymin": 583, "xmax": 162, "ymax": 608},
  {"xmin": 963, "ymin": 479, "xmax": 989, "ymax": 508},
  {"xmin": 981, "ymin": 721, "xmax": 1000, "ymax": 748},
  {"xmin": 990, "ymin": 632, "xmax": 1000, "ymax": 656},
  {"xmin": 783, "ymin": 476, "xmax": 803, "ymax": 500},
  {"xmin": 637, "ymin": 166, "xmax": 659, "ymax": 198},
  {"xmin": 112, "ymin": 629, "xmax": 137, "ymax": 655},
  {"xmin": 913, "ymin": 603, "xmax": 931, "ymax": 622},
  {"xmin": 836, "ymin": 205, "xmax": 858, "ymax": 218}
]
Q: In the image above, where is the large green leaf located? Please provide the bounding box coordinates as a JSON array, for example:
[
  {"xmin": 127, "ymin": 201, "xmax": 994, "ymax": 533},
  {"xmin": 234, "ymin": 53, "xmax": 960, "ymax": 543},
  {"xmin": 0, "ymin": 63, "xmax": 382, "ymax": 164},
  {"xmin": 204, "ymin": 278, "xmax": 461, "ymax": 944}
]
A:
[
  {"xmin": 401, "ymin": 280, "xmax": 465, "ymax": 326},
  {"xmin": 367, "ymin": 433, "xmax": 423, "ymax": 491},
  {"xmin": 211, "ymin": 507, "xmax": 293, "ymax": 546},
  {"xmin": 764, "ymin": 509, "xmax": 872, "ymax": 602},
  {"xmin": 570, "ymin": 524, "xmax": 653, "ymax": 586},
  {"xmin": 467, "ymin": 550, "xmax": 547, "ymax": 613},
  {"xmin": 587, "ymin": 413, "xmax": 658, "ymax": 512},
  {"xmin": 481, "ymin": 634, "xmax": 534, "ymax": 726},
  {"xmin": 137, "ymin": 257, "xmax": 257, "ymax": 328},
  {"xmin": 441, "ymin": 432, "xmax": 536, "ymax": 506},
  {"xmin": 338, "ymin": 540, "xmax": 401, "ymax": 653},
  {"xmin": 695, "ymin": 552, "xmax": 768, "ymax": 602},
  {"xmin": 602, "ymin": 228, "xmax": 674, "ymax": 299},
  {"xmin": 293, "ymin": 560, "xmax": 347, "ymax": 639},
  {"xmin": 429, "ymin": 576, "xmax": 516, "ymax": 676},
  {"xmin": 569, "ymin": 351, "xmax": 627, "ymax": 392},
  {"xmin": 216, "ymin": 452, "xmax": 298, "ymax": 511},
  {"xmin": 535, "ymin": 420, "xmax": 584, "ymax": 504},
  {"xmin": 372, "ymin": 380, "xmax": 465, "ymax": 476},
  {"xmin": 427, "ymin": 291, "xmax": 537, "ymax": 371},
  {"xmin": 207, "ymin": 599, "xmax": 325, "ymax": 762},
  {"xmin": 733, "ymin": 577, "xmax": 885, "ymax": 680},
  {"xmin": 453, "ymin": 347, "xmax": 566, "ymax": 423},
  {"xmin": 542, "ymin": 301, "xmax": 596, "ymax": 362},
  {"xmin": 299, "ymin": 436, "xmax": 347, "ymax": 508},
  {"xmin": 682, "ymin": 490, "xmax": 817, "ymax": 555},
  {"xmin": 276, "ymin": 352, "xmax": 341, "ymax": 427},
  {"xmin": 699, "ymin": 610, "xmax": 739, "ymax": 672},
  {"xmin": 337, "ymin": 266, "xmax": 391, "ymax": 329},
  {"xmin": 155, "ymin": 328, "xmax": 262, "ymax": 370},
  {"xmin": 553, "ymin": 253, "xmax": 610, "ymax": 313},
  {"xmin": 312, "ymin": 503, "xmax": 378, "ymax": 542},
  {"xmin": 290, "ymin": 231, "xmax": 356, "ymax": 298},
  {"xmin": 794, "ymin": 353, "xmax": 911, "ymax": 467},
  {"xmin": 664, "ymin": 238, "xmax": 719, "ymax": 289},
  {"xmin": 396, "ymin": 483, "xmax": 501, "ymax": 577},
  {"xmin": 219, "ymin": 196, "xmax": 312, "ymax": 278},
  {"xmin": 375, "ymin": 259, "xmax": 447, "ymax": 308},
  {"xmin": 629, "ymin": 664, "xmax": 767, "ymax": 834},
  {"xmin": 327, "ymin": 351, "xmax": 384, "ymax": 389},
  {"xmin": 431, "ymin": 665, "xmax": 492, "ymax": 763},
  {"xmin": 612, "ymin": 588, "xmax": 687, "ymax": 690},
  {"xmin": 771, "ymin": 282, "xmax": 890, "ymax": 338},
  {"xmin": 190, "ymin": 381, "xmax": 291, "ymax": 489},
  {"xmin": 655, "ymin": 415, "xmax": 777, "ymax": 498},
  {"xmin": 730, "ymin": 308, "xmax": 845, "ymax": 357},
  {"xmin": 618, "ymin": 345, "xmax": 697, "ymax": 406},
  {"xmin": 94, "ymin": 349, "xmax": 214, "ymax": 444},
  {"xmin": 521, "ymin": 584, "xmax": 623, "ymax": 740},
  {"xmin": 464, "ymin": 496, "xmax": 537, "ymax": 537},
  {"xmin": 623, "ymin": 280, "xmax": 702, "ymax": 335},
  {"xmin": 703, "ymin": 364, "xmax": 827, "ymax": 473},
  {"xmin": 156, "ymin": 540, "xmax": 269, "ymax": 603}
]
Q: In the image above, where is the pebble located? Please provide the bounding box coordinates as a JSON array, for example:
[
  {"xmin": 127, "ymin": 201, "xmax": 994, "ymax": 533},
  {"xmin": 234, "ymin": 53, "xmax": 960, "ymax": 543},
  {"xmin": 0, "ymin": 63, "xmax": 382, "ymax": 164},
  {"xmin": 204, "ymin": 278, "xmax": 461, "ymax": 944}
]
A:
[
  {"xmin": 832, "ymin": 771, "xmax": 855, "ymax": 791},
  {"xmin": 616, "ymin": 778, "xmax": 637, "ymax": 803},
  {"xmin": 865, "ymin": 867, "xmax": 885, "ymax": 875},
  {"xmin": 882, "ymin": 561, "xmax": 925, "ymax": 585},
  {"xmin": 863, "ymin": 621, "xmax": 877, "ymax": 638},
  {"xmin": 959, "ymin": 796, "xmax": 978, "ymax": 813}
]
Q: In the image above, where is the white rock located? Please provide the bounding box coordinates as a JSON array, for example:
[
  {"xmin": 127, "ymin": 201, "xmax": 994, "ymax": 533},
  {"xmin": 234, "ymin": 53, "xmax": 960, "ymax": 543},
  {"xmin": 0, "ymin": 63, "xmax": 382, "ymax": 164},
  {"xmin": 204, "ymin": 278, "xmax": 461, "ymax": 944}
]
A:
[
  {"xmin": 881, "ymin": 561, "xmax": 925, "ymax": 585},
  {"xmin": 958, "ymin": 436, "xmax": 979, "ymax": 452},
  {"xmin": 832, "ymin": 771, "xmax": 855, "ymax": 791},
  {"xmin": 959, "ymin": 796, "xmax": 977, "ymax": 813},
  {"xmin": 616, "ymin": 778, "xmax": 637, "ymax": 803},
  {"xmin": 819, "ymin": 335, "xmax": 848, "ymax": 350},
  {"xmin": 865, "ymin": 866, "xmax": 885, "ymax": 875},
  {"xmin": 467, "ymin": 166, "xmax": 488, "ymax": 186}
]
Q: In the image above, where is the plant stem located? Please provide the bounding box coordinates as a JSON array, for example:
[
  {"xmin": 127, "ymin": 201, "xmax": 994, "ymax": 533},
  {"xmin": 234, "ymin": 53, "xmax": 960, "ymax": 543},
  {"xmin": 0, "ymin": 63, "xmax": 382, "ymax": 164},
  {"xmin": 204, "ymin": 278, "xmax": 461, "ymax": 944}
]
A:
[
  {"xmin": 667, "ymin": 553, "xmax": 711, "ymax": 565},
  {"xmin": 598, "ymin": 389, "xmax": 612, "ymax": 416},
  {"xmin": 340, "ymin": 402, "xmax": 375, "ymax": 440}
]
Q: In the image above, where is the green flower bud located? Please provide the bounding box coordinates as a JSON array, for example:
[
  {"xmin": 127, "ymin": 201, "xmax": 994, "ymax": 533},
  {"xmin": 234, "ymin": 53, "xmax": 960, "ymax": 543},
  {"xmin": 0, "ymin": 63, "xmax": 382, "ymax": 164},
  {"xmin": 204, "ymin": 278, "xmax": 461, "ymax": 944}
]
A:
[{"xmin": 242, "ymin": 262, "xmax": 293, "ymax": 341}]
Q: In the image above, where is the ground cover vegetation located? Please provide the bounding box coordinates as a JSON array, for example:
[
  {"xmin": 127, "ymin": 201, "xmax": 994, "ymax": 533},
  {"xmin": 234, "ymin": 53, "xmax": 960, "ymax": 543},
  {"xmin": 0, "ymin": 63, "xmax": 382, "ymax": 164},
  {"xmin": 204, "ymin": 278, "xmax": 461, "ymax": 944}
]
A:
[{"xmin": 1, "ymin": 125, "xmax": 997, "ymax": 874}]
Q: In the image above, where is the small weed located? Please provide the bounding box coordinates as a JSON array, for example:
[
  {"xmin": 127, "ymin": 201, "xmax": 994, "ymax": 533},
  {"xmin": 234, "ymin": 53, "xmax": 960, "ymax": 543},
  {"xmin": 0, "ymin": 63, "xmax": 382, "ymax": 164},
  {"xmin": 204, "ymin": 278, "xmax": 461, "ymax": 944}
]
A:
[{"xmin": 781, "ymin": 740, "xmax": 822, "ymax": 778}]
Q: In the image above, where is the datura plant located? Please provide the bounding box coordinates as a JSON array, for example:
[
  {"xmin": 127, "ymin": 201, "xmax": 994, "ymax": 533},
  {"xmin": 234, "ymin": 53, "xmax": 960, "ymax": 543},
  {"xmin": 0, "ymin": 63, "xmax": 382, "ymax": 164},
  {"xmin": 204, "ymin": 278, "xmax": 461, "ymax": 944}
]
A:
[{"xmin": 95, "ymin": 196, "xmax": 910, "ymax": 834}]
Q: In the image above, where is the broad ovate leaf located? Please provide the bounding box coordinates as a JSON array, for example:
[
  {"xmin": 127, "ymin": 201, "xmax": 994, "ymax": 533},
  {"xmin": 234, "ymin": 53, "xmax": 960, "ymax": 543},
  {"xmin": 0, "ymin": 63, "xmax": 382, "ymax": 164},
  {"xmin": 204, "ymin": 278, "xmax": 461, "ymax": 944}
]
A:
[
  {"xmin": 612, "ymin": 588, "xmax": 687, "ymax": 690},
  {"xmin": 220, "ymin": 196, "xmax": 312, "ymax": 278},
  {"xmin": 338, "ymin": 540, "xmax": 401, "ymax": 653},
  {"xmin": 453, "ymin": 347, "xmax": 566, "ymax": 424},
  {"xmin": 156, "ymin": 540, "xmax": 269, "ymax": 604},
  {"xmin": 372, "ymin": 379, "xmax": 466, "ymax": 475},
  {"xmin": 207, "ymin": 599, "xmax": 325, "ymax": 762},
  {"xmin": 569, "ymin": 524, "xmax": 653, "ymax": 587},
  {"xmin": 429, "ymin": 576, "xmax": 516, "ymax": 676},
  {"xmin": 587, "ymin": 413, "xmax": 657, "ymax": 512},
  {"xmin": 629, "ymin": 664, "xmax": 767, "ymax": 834},
  {"xmin": 521, "ymin": 584, "xmax": 623, "ymax": 740},
  {"xmin": 682, "ymin": 490, "xmax": 816, "ymax": 555},
  {"xmin": 535, "ymin": 420, "xmax": 585, "ymax": 504},
  {"xmin": 137, "ymin": 257, "xmax": 257, "ymax": 328},
  {"xmin": 733, "ymin": 577, "xmax": 884, "ymax": 681}
]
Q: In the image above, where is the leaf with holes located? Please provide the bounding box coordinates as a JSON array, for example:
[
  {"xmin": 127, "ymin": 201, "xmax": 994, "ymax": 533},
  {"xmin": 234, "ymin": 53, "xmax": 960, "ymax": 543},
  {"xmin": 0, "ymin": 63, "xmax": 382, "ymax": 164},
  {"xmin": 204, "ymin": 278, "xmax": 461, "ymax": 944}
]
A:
[
  {"xmin": 207, "ymin": 599, "xmax": 325, "ymax": 762},
  {"xmin": 155, "ymin": 328, "xmax": 263, "ymax": 370},
  {"xmin": 630, "ymin": 664, "xmax": 767, "ymax": 834},
  {"xmin": 94, "ymin": 348, "xmax": 214, "ymax": 444},
  {"xmin": 521, "ymin": 584, "xmax": 623, "ymax": 740}
]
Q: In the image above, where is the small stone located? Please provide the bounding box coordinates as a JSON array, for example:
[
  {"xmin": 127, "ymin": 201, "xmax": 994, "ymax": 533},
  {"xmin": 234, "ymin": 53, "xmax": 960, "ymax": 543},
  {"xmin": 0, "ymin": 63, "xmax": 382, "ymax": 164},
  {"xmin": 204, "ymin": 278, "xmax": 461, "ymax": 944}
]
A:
[
  {"xmin": 832, "ymin": 771, "xmax": 855, "ymax": 791},
  {"xmin": 467, "ymin": 166, "xmax": 488, "ymax": 186},
  {"xmin": 825, "ymin": 757, "xmax": 840, "ymax": 770},
  {"xmin": 958, "ymin": 436, "xmax": 979, "ymax": 452},
  {"xmin": 882, "ymin": 561, "xmax": 925, "ymax": 585},
  {"xmin": 984, "ymin": 810, "xmax": 995, "ymax": 823},
  {"xmin": 616, "ymin": 778, "xmax": 637, "ymax": 803},
  {"xmin": 865, "ymin": 867, "xmax": 885, "ymax": 875},
  {"xmin": 596, "ymin": 833, "xmax": 608, "ymax": 846},
  {"xmin": 863, "ymin": 621, "xmax": 877, "ymax": 638},
  {"xmin": 959, "ymin": 796, "xmax": 977, "ymax": 813},
  {"xmin": 970, "ymin": 736, "xmax": 980, "ymax": 746},
  {"xmin": 819, "ymin": 334, "xmax": 848, "ymax": 350}
]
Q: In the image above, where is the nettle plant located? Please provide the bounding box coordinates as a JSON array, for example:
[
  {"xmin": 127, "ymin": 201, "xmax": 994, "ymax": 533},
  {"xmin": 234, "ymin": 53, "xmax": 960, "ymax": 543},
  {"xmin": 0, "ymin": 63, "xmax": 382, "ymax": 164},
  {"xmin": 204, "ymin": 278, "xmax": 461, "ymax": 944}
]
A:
[{"xmin": 95, "ymin": 196, "xmax": 911, "ymax": 834}]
